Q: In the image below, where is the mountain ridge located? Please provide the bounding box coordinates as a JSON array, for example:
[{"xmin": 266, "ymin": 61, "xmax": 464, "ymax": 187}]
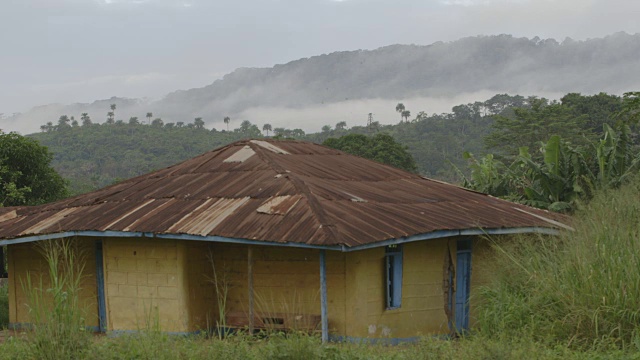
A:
[{"xmin": 4, "ymin": 32, "xmax": 640, "ymax": 134}]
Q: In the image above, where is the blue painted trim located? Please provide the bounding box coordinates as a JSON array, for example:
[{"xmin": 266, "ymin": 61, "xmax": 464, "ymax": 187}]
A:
[
  {"xmin": 95, "ymin": 240, "xmax": 107, "ymax": 333},
  {"xmin": 0, "ymin": 227, "xmax": 560, "ymax": 251},
  {"xmin": 319, "ymin": 250, "xmax": 328, "ymax": 343}
]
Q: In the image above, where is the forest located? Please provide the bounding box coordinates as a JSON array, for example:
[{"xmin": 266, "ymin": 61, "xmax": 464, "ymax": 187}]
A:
[{"xmin": 26, "ymin": 92, "xmax": 636, "ymax": 203}]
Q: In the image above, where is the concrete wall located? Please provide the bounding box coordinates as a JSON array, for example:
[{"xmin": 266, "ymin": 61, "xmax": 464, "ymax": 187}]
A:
[
  {"xmin": 102, "ymin": 237, "xmax": 189, "ymax": 332},
  {"xmin": 344, "ymin": 239, "xmax": 454, "ymax": 339},
  {"xmin": 7, "ymin": 235, "xmax": 496, "ymax": 337},
  {"xmin": 7, "ymin": 239, "xmax": 99, "ymax": 329}
]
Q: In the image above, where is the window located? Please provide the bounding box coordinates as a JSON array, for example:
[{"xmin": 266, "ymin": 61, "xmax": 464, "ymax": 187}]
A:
[{"xmin": 385, "ymin": 244, "xmax": 403, "ymax": 309}]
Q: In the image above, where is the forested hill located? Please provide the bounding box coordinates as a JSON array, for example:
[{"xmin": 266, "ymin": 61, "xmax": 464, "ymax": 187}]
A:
[
  {"xmin": 29, "ymin": 92, "xmax": 627, "ymax": 196},
  {"xmin": 7, "ymin": 33, "xmax": 640, "ymax": 133},
  {"xmin": 159, "ymin": 32, "xmax": 640, "ymax": 117}
]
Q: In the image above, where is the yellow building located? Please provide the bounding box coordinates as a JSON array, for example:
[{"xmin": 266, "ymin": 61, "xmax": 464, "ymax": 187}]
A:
[{"xmin": 0, "ymin": 140, "xmax": 568, "ymax": 342}]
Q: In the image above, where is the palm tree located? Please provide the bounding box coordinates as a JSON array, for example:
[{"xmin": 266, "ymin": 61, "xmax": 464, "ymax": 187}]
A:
[
  {"xmin": 106, "ymin": 112, "xmax": 115, "ymax": 124},
  {"xmin": 224, "ymin": 116, "xmax": 230, "ymax": 131},
  {"xmin": 262, "ymin": 123, "xmax": 272, "ymax": 136},
  {"xmin": 81, "ymin": 113, "xmax": 92, "ymax": 126},
  {"xmin": 396, "ymin": 103, "xmax": 405, "ymax": 122},
  {"xmin": 401, "ymin": 110, "xmax": 411, "ymax": 123},
  {"xmin": 128, "ymin": 117, "xmax": 139, "ymax": 125},
  {"xmin": 193, "ymin": 117, "xmax": 205, "ymax": 129},
  {"xmin": 58, "ymin": 115, "xmax": 70, "ymax": 128},
  {"xmin": 146, "ymin": 112, "xmax": 153, "ymax": 125},
  {"xmin": 110, "ymin": 103, "xmax": 116, "ymax": 120}
]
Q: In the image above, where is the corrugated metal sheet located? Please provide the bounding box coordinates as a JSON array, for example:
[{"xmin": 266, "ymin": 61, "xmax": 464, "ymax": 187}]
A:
[{"xmin": 0, "ymin": 139, "xmax": 570, "ymax": 247}]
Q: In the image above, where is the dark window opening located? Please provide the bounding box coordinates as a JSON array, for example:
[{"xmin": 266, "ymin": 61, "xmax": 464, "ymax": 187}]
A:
[{"xmin": 385, "ymin": 244, "xmax": 403, "ymax": 309}]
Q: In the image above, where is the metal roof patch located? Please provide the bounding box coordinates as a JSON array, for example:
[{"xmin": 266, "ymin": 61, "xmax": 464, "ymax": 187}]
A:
[
  {"xmin": 223, "ymin": 146, "xmax": 256, "ymax": 163},
  {"xmin": 250, "ymin": 140, "xmax": 290, "ymax": 155}
]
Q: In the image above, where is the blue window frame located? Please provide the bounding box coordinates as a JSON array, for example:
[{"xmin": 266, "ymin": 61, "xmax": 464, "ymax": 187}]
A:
[{"xmin": 385, "ymin": 244, "xmax": 403, "ymax": 309}]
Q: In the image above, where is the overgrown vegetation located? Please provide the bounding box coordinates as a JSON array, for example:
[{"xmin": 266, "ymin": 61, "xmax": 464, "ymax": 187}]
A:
[
  {"xmin": 21, "ymin": 239, "xmax": 91, "ymax": 359},
  {"xmin": 476, "ymin": 178, "xmax": 640, "ymax": 351}
]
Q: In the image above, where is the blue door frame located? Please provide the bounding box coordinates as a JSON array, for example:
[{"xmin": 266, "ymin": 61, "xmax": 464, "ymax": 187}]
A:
[
  {"xmin": 454, "ymin": 239, "xmax": 472, "ymax": 332},
  {"xmin": 96, "ymin": 240, "xmax": 107, "ymax": 332}
]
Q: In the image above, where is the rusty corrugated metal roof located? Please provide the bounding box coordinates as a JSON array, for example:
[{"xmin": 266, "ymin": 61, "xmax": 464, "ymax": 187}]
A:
[{"xmin": 0, "ymin": 139, "xmax": 570, "ymax": 247}]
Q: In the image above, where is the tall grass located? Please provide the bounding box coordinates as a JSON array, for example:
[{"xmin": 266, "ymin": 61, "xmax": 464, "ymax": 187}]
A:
[
  {"xmin": 21, "ymin": 239, "xmax": 91, "ymax": 359},
  {"xmin": 0, "ymin": 282, "xmax": 8, "ymax": 328},
  {"xmin": 476, "ymin": 179, "xmax": 640, "ymax": 349}
]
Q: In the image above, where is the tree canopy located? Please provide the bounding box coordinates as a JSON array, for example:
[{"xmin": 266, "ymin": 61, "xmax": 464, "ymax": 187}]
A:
[
  {"xmin": 0, "ymin": 131, "xmax": 68, "ymax": 206},
  {"xmin": 323, "ymin": 133, "xmax": 417, "ymax": 173}
]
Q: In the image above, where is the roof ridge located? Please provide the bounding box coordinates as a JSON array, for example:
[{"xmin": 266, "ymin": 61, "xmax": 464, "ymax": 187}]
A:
[{"xmin": 249, "ymin": 142, "xmax": 340, "ymax": 244}]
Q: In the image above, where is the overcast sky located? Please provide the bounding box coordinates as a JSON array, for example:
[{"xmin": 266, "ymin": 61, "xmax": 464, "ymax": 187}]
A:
[{"xmin": 1, "ymin": 0, "xmax": 639, "ymax": 117}]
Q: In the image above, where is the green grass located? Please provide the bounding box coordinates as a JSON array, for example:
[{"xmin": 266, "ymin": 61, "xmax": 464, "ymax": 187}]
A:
[
  {"xmin": 475, "ymin": 178, "xmax": 640, "ymax": 351},
  {"xmin": 0, "ymin": 283, "xmax": 8, "ymax": 329}
]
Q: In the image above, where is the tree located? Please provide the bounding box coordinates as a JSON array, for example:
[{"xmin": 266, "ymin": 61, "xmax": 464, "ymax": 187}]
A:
[
  {"xmin": 146, "ymin": 112, "xmax": 153, "ymax": 125},
  {"xmin": 106, "ymin": 112, "xmax": 115, "ymax": 125},
  {"xmin": 193, "ymin": 117, "xmax": 205, "ymax": 129},
  {"xmin": 81, "ymin": 113, "xmax": 92, "ymax": 126},
  {"xmin": 151, "ymin": 118, "xmax": 164, "ymax": 127},
  {"xmin": 484, "ymin": 98, "xmax": 591, "ymax": 160},
  {"xmin": 128, "ymin": 117, "xmax": 139, "ymax": 125},
  {"xmin": 110, "ymin": 103, "xmax": 116, "ymax": 121},
  {"xmin": 224, "ymin": 116, "xmax": 230, "ymax": 131},
  {"xmin": 58, "ymin": 115, "xmax": 71, "ymax": 129},
  {"xmin": 335, "ymin": 121, "xmax": 347, "ymax": 131},
  {"xmin": 401, "ymin": 110, "xmax": 411, "ymax": 123},
  {"xmin": 262, "ymin": 123, "xmax": 272, "ymax": 136},
  {"xmin": 395, "ymin": 103, "xmax": 405, "ymax": 122},
  {"xmin": 0, "ymin": 131, "xmax": 68, "ymax": 206},
  {"xmin": 321, "ymin": 125, "xmax": 331, "ymax": 133},
  {"xmin": 176, "ymin": 122, "xmax": 184, "ymax": 128},
  {"xmin": 323, "ymin": 133, "xmax": 418, "ymax": 173}
]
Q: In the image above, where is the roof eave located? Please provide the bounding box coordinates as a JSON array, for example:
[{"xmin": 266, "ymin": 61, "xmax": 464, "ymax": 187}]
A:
[{"xmin": 0, "ymin": 226, "xmax": 561, "ymax": 251}]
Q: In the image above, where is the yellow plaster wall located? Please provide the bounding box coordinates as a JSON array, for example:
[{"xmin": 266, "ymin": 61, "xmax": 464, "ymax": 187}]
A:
[
  {"xmin": 7, "ymin": 239, "xmax": 99, "ymax": 329},
  {"xmin": 201, "ymin": 243, "xmax": 347, "ymax": 334},
  {"xmin": 102, "ymin": 237, "xmax": 189, "ymax": 332},
  {"xmin": 345, "ymin": 239, "xmax": 454, "ymax": 339},
  {"xmin": 184, "ymin": 242, "xmax": 216, "ymax": 331}
]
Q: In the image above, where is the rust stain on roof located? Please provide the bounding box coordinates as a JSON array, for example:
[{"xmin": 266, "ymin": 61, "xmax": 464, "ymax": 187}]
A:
[
  {"xmin": 257, "ymin": 195, "xmax": 301, "ymax": 215},
  {"xmin": 0, "ymin": 139, "xmax": 570, "ymax": 247}
]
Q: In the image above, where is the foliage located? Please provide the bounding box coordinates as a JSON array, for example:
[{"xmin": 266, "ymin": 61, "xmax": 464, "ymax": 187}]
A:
[
  {"xmin": 0, "ymin": 283, "xmax": 8, "ymax": 328},
  {"xmin": 477, "ymin": 178, "xmax": 640, "ymax": 350},
  {"xmin": 22, "ymin": 239, "xmax": 91, "ymax": 359},
  {"xmin": 30, "ymin": 122, "xmax": 250, "ymax": 194},
  {"xmin": 0, "ymin": 131, "xmax": 68, "ymax": 206},
  {"xmin": 323, "ymin": 133, "xmax": 418, "ymax": 173},
  {"xmin": 28, "ymin": 92, "xmax": 628, "ymax": 195},
  {"xmin": 484, "ymin": 98, "xmax": 593, "ymax": 160},
  {"xmin": 462, "ymin": 121, "xmax": 640, "ymax": 212}
]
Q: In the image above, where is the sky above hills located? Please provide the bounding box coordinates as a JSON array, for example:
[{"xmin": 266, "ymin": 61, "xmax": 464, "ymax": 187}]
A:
[{"xmin": 1, "ymin": 0, "xmax": 639, "ymax": 120}]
